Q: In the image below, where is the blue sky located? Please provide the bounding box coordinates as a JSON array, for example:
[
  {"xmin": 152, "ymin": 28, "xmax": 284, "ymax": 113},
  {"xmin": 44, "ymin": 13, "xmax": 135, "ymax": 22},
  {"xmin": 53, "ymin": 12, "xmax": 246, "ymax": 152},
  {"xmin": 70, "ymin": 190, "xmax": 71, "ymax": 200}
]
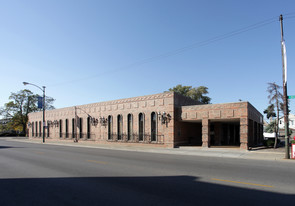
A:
[{"xmin": 1, "ymin": 0, "xmax": 295, "ymax": 117}]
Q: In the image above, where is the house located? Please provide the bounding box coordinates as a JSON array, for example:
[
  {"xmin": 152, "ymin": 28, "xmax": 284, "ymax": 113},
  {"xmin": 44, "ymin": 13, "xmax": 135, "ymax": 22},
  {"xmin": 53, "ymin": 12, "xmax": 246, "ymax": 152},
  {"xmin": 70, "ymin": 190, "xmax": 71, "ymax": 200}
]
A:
[{"xmin": 278, "ymin": 113, "xmax": 295, "ymax": 137}]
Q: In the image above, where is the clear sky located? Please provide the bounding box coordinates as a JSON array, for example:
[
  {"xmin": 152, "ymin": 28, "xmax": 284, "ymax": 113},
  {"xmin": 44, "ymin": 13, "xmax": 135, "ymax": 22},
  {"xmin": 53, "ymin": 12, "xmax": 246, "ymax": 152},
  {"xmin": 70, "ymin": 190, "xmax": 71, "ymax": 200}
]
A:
[{"xmin": 1, "ymin": 0, "xmax": 295, "ymax": 117}]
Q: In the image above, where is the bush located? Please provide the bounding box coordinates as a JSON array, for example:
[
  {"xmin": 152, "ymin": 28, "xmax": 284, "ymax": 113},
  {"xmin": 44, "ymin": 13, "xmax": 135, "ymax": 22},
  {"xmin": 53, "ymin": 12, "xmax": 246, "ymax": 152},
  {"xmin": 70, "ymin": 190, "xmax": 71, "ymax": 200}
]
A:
[
  {"xmin": 0, "ymin": 131, "xmax": 15, "ymax": 137},
  {"xmin": 263, "ymin": 138, "xmax": 281, "ymax": 147},
  {"xmin": 0, "ymin": 130, "xmax": 23, "ymax": 137}
]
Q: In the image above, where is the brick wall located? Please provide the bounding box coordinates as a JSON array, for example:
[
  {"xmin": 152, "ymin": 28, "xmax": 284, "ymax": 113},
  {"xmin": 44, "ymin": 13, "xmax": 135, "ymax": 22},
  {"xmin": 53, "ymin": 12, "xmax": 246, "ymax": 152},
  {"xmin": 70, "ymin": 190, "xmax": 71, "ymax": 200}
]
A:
[{"xmin": 28, "ymin": 92, "xmax": 176, "ymax": 147}]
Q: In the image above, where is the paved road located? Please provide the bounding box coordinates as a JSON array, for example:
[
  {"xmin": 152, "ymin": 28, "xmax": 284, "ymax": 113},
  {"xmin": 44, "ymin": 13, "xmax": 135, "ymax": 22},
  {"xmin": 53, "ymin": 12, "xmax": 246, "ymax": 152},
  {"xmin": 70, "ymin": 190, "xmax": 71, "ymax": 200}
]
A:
[{"xmin": 0, "ymin": 139, "xmax": 295, "ymax": 206}]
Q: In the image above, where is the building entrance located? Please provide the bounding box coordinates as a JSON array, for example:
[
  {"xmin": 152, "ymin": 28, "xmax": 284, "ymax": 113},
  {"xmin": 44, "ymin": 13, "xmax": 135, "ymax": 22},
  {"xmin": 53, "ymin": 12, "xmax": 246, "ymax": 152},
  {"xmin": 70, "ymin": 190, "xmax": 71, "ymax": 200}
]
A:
[{"xmin": 210, "ymin": 120, "xmax": 240, "ymax": 146}]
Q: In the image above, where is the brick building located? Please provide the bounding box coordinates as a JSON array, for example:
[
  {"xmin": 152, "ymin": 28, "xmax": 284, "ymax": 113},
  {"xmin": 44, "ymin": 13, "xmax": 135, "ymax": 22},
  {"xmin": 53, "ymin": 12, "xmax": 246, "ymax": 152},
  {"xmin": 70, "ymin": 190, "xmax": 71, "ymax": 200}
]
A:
[{"xmin": 27, "ymin": 92, "xmax": 263, "ymax": 150}]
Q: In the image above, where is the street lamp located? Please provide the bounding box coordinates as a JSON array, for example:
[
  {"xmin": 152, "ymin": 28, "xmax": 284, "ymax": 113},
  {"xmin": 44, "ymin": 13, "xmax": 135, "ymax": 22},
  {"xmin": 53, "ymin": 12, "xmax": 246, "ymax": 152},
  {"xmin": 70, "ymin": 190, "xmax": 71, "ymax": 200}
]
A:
[{"xmin": 23, "ymin": 82, "xmax": 46, "ymax": 143}]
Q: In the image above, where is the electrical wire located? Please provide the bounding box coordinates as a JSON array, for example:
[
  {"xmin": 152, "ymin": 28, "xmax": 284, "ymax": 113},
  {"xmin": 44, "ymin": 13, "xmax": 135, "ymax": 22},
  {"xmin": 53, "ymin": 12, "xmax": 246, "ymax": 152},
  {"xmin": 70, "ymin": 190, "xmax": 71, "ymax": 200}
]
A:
[
  {"xmin": 285, "ymin": 15, "xmax": 295, "ymax": 20},
  {"xmin": 49, "ymin": 16, "xmax": 280, "ymax": 87},
  {"xmin": 284, "ymin": 12, "xmax": 295, "ymax": 16}
]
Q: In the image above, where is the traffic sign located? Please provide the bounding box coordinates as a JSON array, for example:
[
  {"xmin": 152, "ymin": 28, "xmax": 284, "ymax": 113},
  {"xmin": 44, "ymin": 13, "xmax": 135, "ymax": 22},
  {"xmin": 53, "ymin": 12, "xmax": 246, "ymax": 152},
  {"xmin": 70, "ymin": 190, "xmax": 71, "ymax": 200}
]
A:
[{"xmin": 288, "ymin": 95, "xmax": 295, "ymax": 99}]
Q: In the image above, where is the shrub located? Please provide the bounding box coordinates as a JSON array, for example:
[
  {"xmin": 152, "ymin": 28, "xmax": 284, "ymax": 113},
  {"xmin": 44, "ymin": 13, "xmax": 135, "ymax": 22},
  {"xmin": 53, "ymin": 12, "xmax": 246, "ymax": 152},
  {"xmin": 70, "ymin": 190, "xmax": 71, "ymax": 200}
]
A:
[{"xmin": 263, "ymin": 138, "xmax": 281, "ymax": 147}]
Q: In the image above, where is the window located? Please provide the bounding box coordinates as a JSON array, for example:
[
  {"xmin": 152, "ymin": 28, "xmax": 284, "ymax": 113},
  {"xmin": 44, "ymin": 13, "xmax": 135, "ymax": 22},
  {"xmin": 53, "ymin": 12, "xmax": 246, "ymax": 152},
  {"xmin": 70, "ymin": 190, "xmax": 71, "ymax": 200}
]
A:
[
  {"xmin": 47, "ymin": 120, "xmax": 50, "ymax": 137},
  {"xmin": 39, "ymin": 121, "xmax": 42, "ymax": 137},
  {"xmin": 117, "ymin": 115, "xmax": 123, "ymax": 140},
  {"xmin": 79, "ymin": 118, "xmax": 83, "ymax": 138},
  {"xmin": 87, "ymin": 116, "xmax": 91, "ymax": 139},
  {"xmin": 65, "ymin": 119, "xmax": 69, "ymax": 138},
  {"xmin": 108, "ymin": 115, "xmax": 113, "ymax": 140},
  {"xmin": 127, "ymin": 114, "xmax": 133, "ymax": 141},
  {"xmin": 139, "ymin": 113, "xmax": 144, "ymax": 141},
  {"xmin": 35, "ymin": 122, "xmax": 38, "ymax": 136},
  {"xmin": 151, "ymin": 112, "xmax": 157, "ymax": 141},
  {"xmin": 72, "ymin": 118, "xmax": 75, "ymax": 138},
  {"xmin": 59, "ymin": 120, "xmax": 62, "ymax": 138},
  {"xmin": 32, "ymin": 123, "xmax": 34, "ymax": 137}
]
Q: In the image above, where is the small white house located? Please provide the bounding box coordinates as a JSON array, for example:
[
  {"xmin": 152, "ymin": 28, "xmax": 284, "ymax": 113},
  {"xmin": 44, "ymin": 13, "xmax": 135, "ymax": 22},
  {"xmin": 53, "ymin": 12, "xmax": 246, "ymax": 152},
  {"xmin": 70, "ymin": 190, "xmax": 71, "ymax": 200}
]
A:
[{"xmin": 278, "ymin": 113, "xmax": 295, "ymax": 130}]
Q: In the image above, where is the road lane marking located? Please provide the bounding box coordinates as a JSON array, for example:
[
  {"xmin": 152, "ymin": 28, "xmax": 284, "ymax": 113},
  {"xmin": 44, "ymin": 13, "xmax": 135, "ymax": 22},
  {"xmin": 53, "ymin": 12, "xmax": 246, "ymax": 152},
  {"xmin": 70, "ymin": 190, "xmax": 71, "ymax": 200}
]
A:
[
  {"xmin": 211, "ymin": 178, "xmax": 274, "ymax": 188},
  {"xmin": 87, "ymin": 160, "xmax": 108, "ymax": 165}
]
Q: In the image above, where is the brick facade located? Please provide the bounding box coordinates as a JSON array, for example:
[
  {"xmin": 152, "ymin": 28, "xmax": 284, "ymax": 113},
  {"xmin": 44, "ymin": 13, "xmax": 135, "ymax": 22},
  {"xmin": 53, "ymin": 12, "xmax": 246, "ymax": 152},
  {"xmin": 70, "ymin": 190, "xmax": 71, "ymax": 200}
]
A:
[{"xmin": 27, "ymin": 92, "xmax": 263, "ymax": 150}]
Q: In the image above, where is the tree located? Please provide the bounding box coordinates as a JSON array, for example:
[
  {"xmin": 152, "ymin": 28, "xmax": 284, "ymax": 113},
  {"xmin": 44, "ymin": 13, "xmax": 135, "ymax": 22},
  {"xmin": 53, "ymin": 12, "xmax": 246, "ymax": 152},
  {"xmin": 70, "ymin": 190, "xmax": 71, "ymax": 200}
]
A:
[
  {"xmin": 264, "ymin": 121, "xmax": 276, "ymax": 133},
  {"xmin": 266, "ymin": 82, "xmax": 283, "ymax": 148},
  {"xmin": 263, "ymin": 104, "xmax": 276, "ymax": 120},
  {"xmin": 0, "ymin": 89, "xmax": 55, "ymax": 134},
  {"xmin": 168, "ymin": 84, "xmax": 211, "ymax": 104}
]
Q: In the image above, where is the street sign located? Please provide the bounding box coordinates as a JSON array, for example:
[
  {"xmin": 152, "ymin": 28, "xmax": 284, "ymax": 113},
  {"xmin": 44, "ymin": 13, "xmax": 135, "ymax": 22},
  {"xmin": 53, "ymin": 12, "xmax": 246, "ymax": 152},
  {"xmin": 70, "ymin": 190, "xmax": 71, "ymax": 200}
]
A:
[{"xmin": 288, "ymin": 95, "xmax": 295, "ymax": 99}]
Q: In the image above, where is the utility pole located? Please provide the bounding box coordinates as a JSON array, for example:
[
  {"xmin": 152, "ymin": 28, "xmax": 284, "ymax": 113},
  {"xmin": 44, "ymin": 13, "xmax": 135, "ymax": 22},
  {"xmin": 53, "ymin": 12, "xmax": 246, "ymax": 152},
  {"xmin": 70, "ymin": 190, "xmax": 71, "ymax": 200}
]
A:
[{"xmin": 280, "ymin": 14, "xmax": 290, "ymax": 159}]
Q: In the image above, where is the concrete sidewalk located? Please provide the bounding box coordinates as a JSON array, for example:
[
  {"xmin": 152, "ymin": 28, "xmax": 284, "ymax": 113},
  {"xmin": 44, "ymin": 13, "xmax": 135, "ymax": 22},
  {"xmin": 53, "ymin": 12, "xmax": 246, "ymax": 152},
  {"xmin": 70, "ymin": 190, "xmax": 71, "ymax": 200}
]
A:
[{"xmin": 4, "ymin": 137, "xmax": 294, "ymax": 162}]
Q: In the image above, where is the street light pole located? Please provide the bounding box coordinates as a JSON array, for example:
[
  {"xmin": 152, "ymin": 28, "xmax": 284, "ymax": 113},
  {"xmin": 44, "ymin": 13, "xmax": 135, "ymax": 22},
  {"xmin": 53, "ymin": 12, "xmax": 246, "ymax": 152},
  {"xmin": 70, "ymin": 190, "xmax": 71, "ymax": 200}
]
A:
[
  {"xmin": 23, "ymin": 82, "xmax": 46, "ymax": 143},
  {"xmin": 42, "ymin": 86, "xmax": 46, "ymax": 143}
]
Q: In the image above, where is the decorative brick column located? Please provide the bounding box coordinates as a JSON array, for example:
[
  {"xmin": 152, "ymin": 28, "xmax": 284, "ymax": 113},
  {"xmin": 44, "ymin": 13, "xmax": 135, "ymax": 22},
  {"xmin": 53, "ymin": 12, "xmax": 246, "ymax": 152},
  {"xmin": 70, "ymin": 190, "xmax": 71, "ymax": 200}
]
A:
[
  {"xmin": 202, "ymin": 118, "xmax": 209, "ymax": 147},
  {"xmin": 240, "ymin": 117, "xmax": 248, "ymax": 150}
]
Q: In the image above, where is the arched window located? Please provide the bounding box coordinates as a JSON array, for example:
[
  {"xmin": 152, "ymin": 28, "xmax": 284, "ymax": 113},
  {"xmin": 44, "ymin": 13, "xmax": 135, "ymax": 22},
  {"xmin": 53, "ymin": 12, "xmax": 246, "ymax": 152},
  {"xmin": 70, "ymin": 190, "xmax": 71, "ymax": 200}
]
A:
[
  {"xmin": 65, "ymin": 119, "xmax": 69, "ymax": 138},
  {"xmin": 39, "ymin": 121, "xmax": 42, "ymax": 137},
  {"xmin": 47, "ymin": 120, "xmax": 50, "ymax": 137},
  {"xmin": 79, "ymin": 118, "xmax": 83, "ymax": 138},
  {"xmin": 59, "ymin": 120, "xmax": 62, "ymax": 138},
  {"xmin": 108, "ymin": 115, "xmax": 113, "ymax": 140},
  {"xmin": 72, "ymin": 118, "xmax": 75, "ymax": 138},
  {"xmin": 139, "ymin": 113, "xmax": 144, "ymax": 141},
  {"xmin": 35, "ymin": 122, "xmax": 38, "ymax": 137},
  {"xmin": 127, "ymin": 114, "xmax": 133, "ymax": 141},
  {"xmin": 151, "ymin": 112, "xmax": 157, "ymax": 142},
  {"xmin": 87, "ymin": 116, "xmax": 91, "ymax": 139},
  {"xmin": 117, "ymin": 115, "xmax": 123, "ymax": 140},
  {"xmin": 32, "ymin": 123, "xmax": 34, "ymax": 137}
]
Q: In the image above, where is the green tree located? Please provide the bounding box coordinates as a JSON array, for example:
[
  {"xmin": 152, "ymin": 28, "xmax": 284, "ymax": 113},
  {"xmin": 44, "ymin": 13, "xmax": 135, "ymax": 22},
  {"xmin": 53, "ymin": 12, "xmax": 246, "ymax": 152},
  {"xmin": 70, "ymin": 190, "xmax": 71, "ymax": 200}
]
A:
[
  {"xmin": 266, "ymin": 82, "xmax": 283, "ymax": 148},
  {"xmin": 168, "ymin": 84, "xmax": 211, "ymax": 104},
  {"xmin": 0, "ymin": 89, "xmax": 55, "ymax": 134},
  {"xmin": 264, "ymin": 121, "xmax": 276, "ymax": 133},
  {"xmin": 263, "ymin": 104, "xmax": 276, "ymax": 120}
]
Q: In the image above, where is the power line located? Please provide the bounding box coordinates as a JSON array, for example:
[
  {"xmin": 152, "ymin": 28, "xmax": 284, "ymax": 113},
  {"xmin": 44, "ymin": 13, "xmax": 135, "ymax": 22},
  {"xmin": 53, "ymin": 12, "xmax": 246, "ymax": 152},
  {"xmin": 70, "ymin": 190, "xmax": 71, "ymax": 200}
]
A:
[
  {"xmin": 284, "ymin": 12, "xmax": 295, "ymax": 16},
  {"xmin": 284, "ymin": 15, "xmax": 295, "ymax": 20},
  {"xmin": 49, "ymin": 16, "xmax": 279, "ymax": 87}
]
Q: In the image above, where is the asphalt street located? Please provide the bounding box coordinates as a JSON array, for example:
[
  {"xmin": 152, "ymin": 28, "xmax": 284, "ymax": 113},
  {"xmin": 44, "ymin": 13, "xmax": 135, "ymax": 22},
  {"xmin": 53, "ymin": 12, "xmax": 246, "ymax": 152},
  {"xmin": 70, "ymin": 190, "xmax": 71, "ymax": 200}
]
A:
[{"xmin": 0, "ymin": 139, "xmax": 295, "ymax": 206}]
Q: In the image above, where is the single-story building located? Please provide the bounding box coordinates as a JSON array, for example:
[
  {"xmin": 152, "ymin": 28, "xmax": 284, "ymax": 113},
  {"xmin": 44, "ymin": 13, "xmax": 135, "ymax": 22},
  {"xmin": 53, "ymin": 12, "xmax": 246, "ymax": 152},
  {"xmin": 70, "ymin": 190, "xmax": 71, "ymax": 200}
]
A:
[{"xmin": 27, "ymin": 92, "xmax": 263, "ymax": 150}]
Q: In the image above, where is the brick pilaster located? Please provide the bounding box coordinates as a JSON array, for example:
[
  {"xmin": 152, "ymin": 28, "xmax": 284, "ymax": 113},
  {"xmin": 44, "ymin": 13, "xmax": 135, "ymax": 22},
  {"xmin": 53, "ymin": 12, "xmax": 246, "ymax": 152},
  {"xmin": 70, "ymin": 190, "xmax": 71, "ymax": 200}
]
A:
[
  {"xmin": 240, "ymin": 117, "xmax": 248, "ymax": 149},
  {"xmin": 202, "ymin": 118, "xmax": 209, "ymax": 147}
]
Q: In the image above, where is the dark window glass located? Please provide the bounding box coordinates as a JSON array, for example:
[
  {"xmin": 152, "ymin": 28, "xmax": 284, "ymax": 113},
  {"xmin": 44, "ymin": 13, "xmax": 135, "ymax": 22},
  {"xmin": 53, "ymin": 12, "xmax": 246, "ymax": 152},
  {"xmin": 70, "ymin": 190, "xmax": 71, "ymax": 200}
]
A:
[
  {"xmin": 35, "ymin": 122, "xmax": 38, "ymax": 136},
  {"xmin": 151, "ymin": 112, "xmax": 157, "ymax": 141},
  {"xmin": 32, "ymin": 123, "xmax": 34, "ymax": 136},
  {"xmin": 47, "ymin": 121, "xmax": 50, "ymax": 137},
  {"xmin": 79, "ymin": 118, "xmax": 83, "ymax": 138},
  {"xmin": 87, "ymin": 117, "xmax": 91, "ymax": 139},
  {"xmin": 65, "ymin": 119, "xmax": 68, "ymax": 138},
  {"xmin": 59, "ymin": 120, "xmax": 62, "ymax": 138},
  {"xmin": 139, "ymin": 113, "xmax": 144, "ymax": 141},
  {"xmin": 108, "ymin": 116, "xmax": 113, "ymax": 140},
  {"xmin": 117, "ymin": 115, "xmax": 123, "ymax": 140},
  {"xmin": 127, "ymin": 114, "xmax": 133, "ymax": 140},
  {"xmin": 39, "ymin": 121, "xmax": 42, "ymax": 137}
]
